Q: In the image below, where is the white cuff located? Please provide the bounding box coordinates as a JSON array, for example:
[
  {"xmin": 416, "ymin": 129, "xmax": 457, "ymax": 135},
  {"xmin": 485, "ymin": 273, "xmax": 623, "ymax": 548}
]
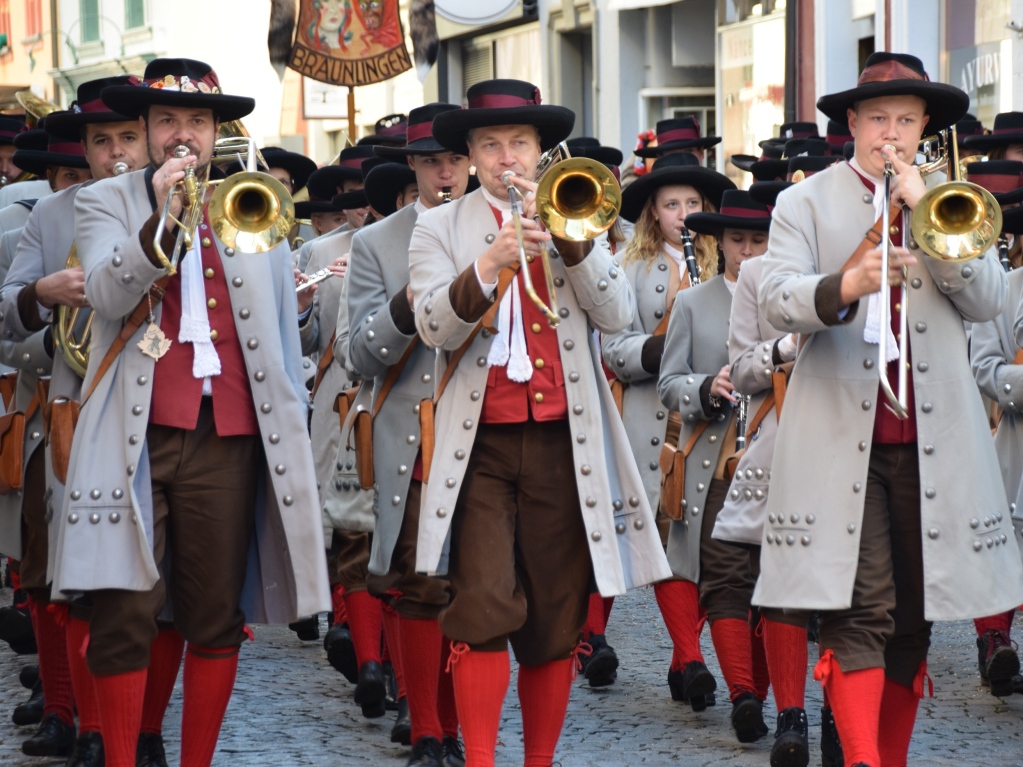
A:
[
  {"xmin": 777, "ymin": 333, "xmax": 798, "ymax": 362},
  {"xmin": 474, "ymin": 261, "xmax": 498, "ymax": 298}
]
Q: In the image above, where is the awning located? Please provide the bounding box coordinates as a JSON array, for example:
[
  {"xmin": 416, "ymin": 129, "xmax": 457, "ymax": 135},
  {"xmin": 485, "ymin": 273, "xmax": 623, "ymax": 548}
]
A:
[{"xmin": 608, "ymin": 0, "xmax": 678, "ymax": 11}]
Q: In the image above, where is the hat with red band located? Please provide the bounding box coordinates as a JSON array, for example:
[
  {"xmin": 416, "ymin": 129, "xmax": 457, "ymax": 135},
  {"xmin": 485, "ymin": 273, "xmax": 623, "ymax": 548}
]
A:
[
  {"xmin": 683, "ymin": 189, "xmax": 772, "ymax": 237},
  {"xmin": 305, "ymin": 145, "xmax": 378, "ymax": 199},
  {"xmin": 12, "ymin": 129, "xmax": 89, "ymax": 175},
  {"xmin": 633, "ymin": 116, "xmax": 721, "ymax": 159},
  {"xmin": 0, "ymin": 117, "xmax": 27, "ymax": 146},
  {"xmin": 748, "ymin": 155, "xmax": 842, "ymax": 208},
  {"xmin": 749, "ymin": 138, "xmax": 830, "ymax": 182},
  {"xmin": 101, "ymin": 58, "xmax": 255, "ymax": 122},
  {"xmin": 962, "ymin": 112, "xmax": 1023, "ymax": 152},
  {"xmin": 965, "ymin": 160, "xmax": 1023, "ymax": 206},
  {"xmin": 45, "ymin": 76, "xmax": 141, "ymax": 142},
  {"xmin": 620, "ymin": 151, "xmax": 736, "ymax": 223},
  {"xmin": 816, "ymin": 52, "xmax": 968, "ymax": 131},
  {"xmin": 431, "ymin": 79, "xmax": 575, "ymax": 155},
  {"xmin": 375, "ymin": 103, "xmax": 466, "ymax": 158},
  {"xmin": 357, "ymin": 113, "xmax": 409, "ymax": 147}
]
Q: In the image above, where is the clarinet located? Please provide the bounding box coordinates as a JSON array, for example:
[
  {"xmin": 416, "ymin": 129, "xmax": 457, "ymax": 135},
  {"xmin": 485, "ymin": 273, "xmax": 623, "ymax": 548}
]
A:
[
  {"xmin": 439, "ymin": 187, "xmax": 453, "ymax": 204},
  {"xmin": 999, "ymin": 234, "xmax": 1011, "ymax": 272},
  {"xmin": 680, "ymin": 227, "xmax": 701, "ymax": 285},
  {"xmin": 734, "ymin": 393, "xmax": 750, "ymax": 452}
]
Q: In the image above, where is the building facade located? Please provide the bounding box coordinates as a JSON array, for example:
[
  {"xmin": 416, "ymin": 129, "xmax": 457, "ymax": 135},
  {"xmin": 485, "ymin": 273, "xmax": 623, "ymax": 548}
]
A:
[{"xmin": 0, "ymin": 0, "xmax": 58, "ymax": 110}]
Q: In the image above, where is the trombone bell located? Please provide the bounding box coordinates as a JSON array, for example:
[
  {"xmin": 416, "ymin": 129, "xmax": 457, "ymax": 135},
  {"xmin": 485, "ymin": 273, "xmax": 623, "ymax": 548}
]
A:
[
  {"xmin": 209, "ymin": 172, "xmax": 296, "ymax": 253},
  {"xmin": 536, "ymin": 158, "xmax": 622, "ymax": 242},
  {"xmin": 910, "ymin": 181, "xmax": 1002, "ymax": 262}
]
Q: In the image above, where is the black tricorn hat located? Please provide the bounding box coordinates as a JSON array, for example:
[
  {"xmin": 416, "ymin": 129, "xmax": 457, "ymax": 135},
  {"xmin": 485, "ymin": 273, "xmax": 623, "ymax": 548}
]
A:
[
  {"xmin": 748, "ymin": 155, "xmax": 841, "ymax": 207},
  {"xmin": 45, "ymin": 76, "xmax": 141, "ymax": 141},
  {"xmin": 684, "ymin": 189, "xmax": 772, "ymax": 237},
  {"xmin": 431, "ymin": 79, "xmax": 575, "ymax": 155},
  {"xmin": 101, "ymin": 58, "xmax": 255, "ymax": 122},
  {"xmin": 357, "ymin": 113, "xmax": 408, "ymax": 147},
  {"xmin": 12, "ymin": 129, "xmax": 90, "ymax": 175},
  {"xmin": 633, "ymin": 116, "xmax": 721, "ymax": 159},
  {"xmin": 565, "ymin": 137, "xmax": 624, "ymax": 168},
  {"xmin": 375, "ymin": 103, "xmax": 466, "ymax": 158},
  {"xmin": 333, "ymin": 156, "xmax": 396, "ymax": 209},
  {"xmin": 963, "ymin": 112, "xmax": 1023, "ymax": 151},
  {"xmin": 816, "ymin": 52, "xmax": 968, "ymax": 130},
  {"xmin": 620, "ymin": 152, "xmax": 736, "ymax": 223},
  {"xmin": 749, "ymin": 138, "xmax": 830, "ymax": 181},
  {"xmin": 965, "ymin": 160, "xmax": 1023, "ymax": 206}
]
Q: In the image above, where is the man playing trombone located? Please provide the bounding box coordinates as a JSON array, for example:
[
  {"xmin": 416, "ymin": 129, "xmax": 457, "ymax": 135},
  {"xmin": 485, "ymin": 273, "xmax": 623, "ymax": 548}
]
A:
[{"xmin": 756, "ymin": 52, "xmax": 1023, "ymax": 767}]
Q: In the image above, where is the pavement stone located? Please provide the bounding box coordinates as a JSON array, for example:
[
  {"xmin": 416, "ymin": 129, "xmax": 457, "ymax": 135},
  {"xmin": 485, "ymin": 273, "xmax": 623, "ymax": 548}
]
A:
[{"xmin": 2, "ymin": 586, "xmax": 1023, "ymax": 766}]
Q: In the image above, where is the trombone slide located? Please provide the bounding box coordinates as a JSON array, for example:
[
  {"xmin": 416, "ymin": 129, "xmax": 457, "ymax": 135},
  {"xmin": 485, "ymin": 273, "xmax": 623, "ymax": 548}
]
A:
[{"xmin": 877, "ymin": 152, "xmax": 910, "ymax": 420}]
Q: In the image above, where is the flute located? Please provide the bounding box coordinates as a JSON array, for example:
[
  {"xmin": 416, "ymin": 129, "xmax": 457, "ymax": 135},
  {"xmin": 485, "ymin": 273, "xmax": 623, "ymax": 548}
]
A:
[{"xmin": 295, "ymin": 267, "xmax": 334, "ymax": 293}]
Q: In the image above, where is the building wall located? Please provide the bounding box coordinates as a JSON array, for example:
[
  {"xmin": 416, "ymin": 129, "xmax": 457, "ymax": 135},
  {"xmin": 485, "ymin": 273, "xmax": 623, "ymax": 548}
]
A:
[{"xmin": 0, "ymin": 0, "xmax": 57, "ymax": 107}]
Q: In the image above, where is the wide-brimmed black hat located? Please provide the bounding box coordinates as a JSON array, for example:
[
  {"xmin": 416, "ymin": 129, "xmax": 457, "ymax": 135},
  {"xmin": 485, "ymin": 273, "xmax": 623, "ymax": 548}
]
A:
[
  {"xmin": 965, "ymin": 160, "xmax": 1023, "ymax": 206},
  {"xmin": 0, "ymin": 118, "xmax": 25, "ymax": 146},
  {"xmin": 620, "ymin": 152, "xmax": 736, "ymax": 223},
  {"xmin": 305, "ymin": 145, "xmax": 377, "ymax": 200},
  {"xmin": 633, "ymin": 116, "xmax": 720, "ymax": 159},
  {"xmin": 294, "ymin": 191, "xmax": 344, "ymax": 219},
  {"xmin": 363, "ymin": 160, "xmax": 418, "ymax": 216},
  {"xmin": 963, "ymin": 112, "xmax": 1023, "ymax": 152},
  {"xmin": 257, "ymin": 147, "xmax": 317, "ymax": 192},
  {"xmin": 45, "ymin": 76, "xmax": 141, "ymax": 142},
  {"xmin": 757, "ymin": 122, "xmax": 820, "ymax": 150},
  {"xmin": 817, "ymin": 52, "xmax": 968, "ymax": 130},
  {"xmin": 566, "ymin": 137, "xmax": 623, "ymax": 168},
  {"xmin": 749, "ymin": 138, "xmax": 830, "ymax": 181},
  {"xmin": 374, "ymin": 103, "xmax": 465, "ymax": 158},
  {"xmin": 748, "ymin": 155, "xmax": 841, "ymax": 207},
  {"xmin": 1000, "ymin": 203, "xmax": 1023, "ymax": 234},
  {"xmin": 731, "ymin": 141, "xmax": 783, "ymax": 173},
  {"xmin": 432, "ymin": 79, "xmax": 574, "ymax": 155},
  {"xmin": 955, "ymin": 113, "xmax": 986, "ymax": 148},
  {"xmin": 357, "ymin": 113, "xmax": 408, "ymax": 147},
  {"xmin": 333, "ymin": 156, "xmax": 397, "ymax": 209},
  {"xmin": 12, "ymin": 129, "xmax": 89, "ymax": 175},
  {"xmin": 825, "ymin": 120, "xmax": 853, "ymax": 154},
  {"xmin": 684, "ymin": 189, "xmax": 771, "ymax": 237},
  {"xmin": 102, "ymin": 58, "xmax": 255, "ymax": 122}
]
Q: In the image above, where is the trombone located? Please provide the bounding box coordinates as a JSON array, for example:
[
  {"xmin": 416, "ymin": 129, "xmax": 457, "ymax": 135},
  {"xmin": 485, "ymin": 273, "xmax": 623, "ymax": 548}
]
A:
[
  {"xmin": 502, "ymin": 143, "xmax": 622, "ymax": 327},
  {"xmin": 877, "ymin": 126, "xmax": 1002, "ymax": 418},
  {"xmin": 153, "ymin": 137, "xmax": 296, "ymax": 274}
]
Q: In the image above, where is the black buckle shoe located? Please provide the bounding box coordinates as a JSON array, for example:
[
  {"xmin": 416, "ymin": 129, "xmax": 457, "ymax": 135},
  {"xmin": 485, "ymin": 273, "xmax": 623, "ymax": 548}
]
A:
[
  {"xmin": 391, "ymin": 697, "xmax": 411, "ymax": 745},
  {"xmin": 288, "ymin": 614, "xmax": 321, "ymax": 642},
  {"xmin": 442, "ymin": 735, "xmax": 466, "ymax": 767},
  {"xmin": 730, "ymin": 692, "xmax": 768, "ymax": 744},
  {"xmin": 407, "ymin": 735, "xmax": 443, "ymax": 767},
  {"xmin": 582, "ymin": 634, "xmax": 619, "ymax": 688},
  {"xmin": 355, "ymin": 660, "xmax": 387, "ymax": 718},
  {"xmin": 136, "ymin": 731, "xmax": 170, "ymax": 767},
  {"xmin": 324, "ymin": 622, "xmax": 359, "ymax": 684},
  {"xmin": 667, "ymin": 667, "xmax": 686, "ymax": 701},
  {"xmin": 19, "ymin": 663, "xmax": 39, "ymax": 689},
  {"xmin": 680, "ymin": 661, "xmax": 717, "ymax": 712},
  {"xmin": 12, "ymin": 678, "xmax": 44, "ymax": 726},
  {"xmin": 977, "ymin": 629, "xmax": 1020, "ymax": 697},
  {"xmin": 820, "ymin": 706, "xmax": 843, "ymax": 767},
  {"xmin": 21, "ymin": 712, "xmax": 75, "ymax": 757},
  {"xmin": 66, "ymin": 730, "xmax": 104, "ymax": 767},
  {"xmin": 769, "ymin": 706, "xmax": 809, "ymax": 767}
]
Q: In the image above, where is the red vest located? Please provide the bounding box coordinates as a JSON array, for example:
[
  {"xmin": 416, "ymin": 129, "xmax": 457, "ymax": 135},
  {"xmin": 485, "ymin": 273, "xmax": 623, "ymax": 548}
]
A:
[
  {"xmin": 149, "ymin": 212, "xmax": 259, "ymax": 436},
  {"xmin": 850, "ymin": 166, "xmax": 917, "ymax": 444}
]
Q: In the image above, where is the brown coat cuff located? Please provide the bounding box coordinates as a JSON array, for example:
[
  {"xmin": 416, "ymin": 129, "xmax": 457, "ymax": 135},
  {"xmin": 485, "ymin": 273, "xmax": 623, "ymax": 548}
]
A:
[
  {"xmin": 17, "ymin": 281, "xmax": 49, "ymax": 333},
  {"xmin": 814, "ymin": 273, "xmax": 859, "ymax": 327},
  {"xmin": 448, "ymin": 264, "xmax": 493, "ymax": 324},
  {"xmin": 139, "ymin": 211, "xmax": 177, "ymax": 268},
  {"xmin": 389, "ymin": 287, "xmax": 417, "ymax": 336}
]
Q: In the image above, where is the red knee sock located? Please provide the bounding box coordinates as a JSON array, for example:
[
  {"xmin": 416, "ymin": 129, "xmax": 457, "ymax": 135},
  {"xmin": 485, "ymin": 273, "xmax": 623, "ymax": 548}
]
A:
[
  {"xmin": 814, "ymin": 650, "xmax": 883, "ymax": 767},
  {"xmin": 140, "ymin": 629, "xmax": 184, "ymax": 735},
  {"xmin": 518, "ymin": 658, "xmax": 574, "ymax": 767},
  {"xmin": 343, "ymin": 590, "xmax": 383, "ymax": 666},
  {"xmin": 974, "ymin": 609, "xmax": 1014, "ymax": 637},
  {"xmin": 179, "ymin": 645, "xmax": 240, "ymax": 767},
  {"xmin": 878, "ymin": 664, "xmax": 927, "ymax": 767},
  {"xmin": 66, "ymin": 617, "xmax": 101, "ymax": 733},
  {"xmin": 382, "ymin": 605, "xmax": 406, "ymax": 699},
  {"xmin": 602, "ymin": 596, "xmax": 614, "ymax": 628},
  {"xmin": 581, "ymin": 592, "xmax": 605, "ymax": 638},
  {"xmin": 94, "ymin": 668, "xmax": 147, "ymax": 767},
  {"xmin": 450, "ymin": 645, "xmax": 510, "ymax": 767},
  {"xmin": 399, "ymin": 618, "xmax": 443, "ymax": 742},
  {"xmin": 654, "ymin": 580, "xmax": 704, "ymax": 666},
  {"xmin": 750, "ymin": 615, "xmax": 771, "ymax": 701},
  {"xmin": 763, "ymin": 619, "xmax": 808, "ymax": 711},
  {"xmin": 709, "ymin": 618, "xmax": 756, "ymax": 701},
  {"xmin": 438, "ymin": 638, "xmax": 459, "ymax": 739},
  {"xmin": 332, "ymin": 584, "xmax": 348, "ymax": 625},
  {"xmin": 30, "ymin": 601, "xmax": 75, "ymax": 726}
]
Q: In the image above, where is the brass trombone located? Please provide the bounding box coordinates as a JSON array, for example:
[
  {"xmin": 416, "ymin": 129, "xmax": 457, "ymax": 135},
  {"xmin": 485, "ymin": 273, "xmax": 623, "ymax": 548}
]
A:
[
  {"xmin": 502, "ymin": 143, "xmax": 622, "ymax": 327},
  {"xmin": 878, "ymin": 127, "xmax": 1002, "ymax": 418}
]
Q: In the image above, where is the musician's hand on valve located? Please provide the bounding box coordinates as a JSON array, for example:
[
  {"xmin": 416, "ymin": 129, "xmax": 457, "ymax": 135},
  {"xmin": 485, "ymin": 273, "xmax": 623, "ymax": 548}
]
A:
[
  {"xmin": 883, "ymin": 146, "xmax": 927, "ymax": 210},
  {"xmin": 840, "ymin": 245, "xmax": 917, "ymax": 305},
  {"xmin": 709, "ymin": 365, "xmax": 738, "ymax": 405},
  {"xmin": 476, "ymin": 216, "xmax": 551, "ymax": 284},
  {"xmin": 295, "ymin": 268, "xmax": 317, "ymax": 313},
  {"xmin": 153, "ymin": 152, "xmax": 196, "ymax": 224}
]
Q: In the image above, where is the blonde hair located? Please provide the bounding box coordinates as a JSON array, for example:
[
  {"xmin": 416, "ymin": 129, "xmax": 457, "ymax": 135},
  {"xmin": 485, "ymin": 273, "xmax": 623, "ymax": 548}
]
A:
[{"xmin": 623, "ymin": 194, "xmax": 718, "ymax": 278}]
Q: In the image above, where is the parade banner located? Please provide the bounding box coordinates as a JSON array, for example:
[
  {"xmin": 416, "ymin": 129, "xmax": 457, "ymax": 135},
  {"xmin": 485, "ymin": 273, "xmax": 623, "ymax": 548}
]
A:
[{"xmin": 288, "ymin": 0, "xmax": 413, "ymax": 87}]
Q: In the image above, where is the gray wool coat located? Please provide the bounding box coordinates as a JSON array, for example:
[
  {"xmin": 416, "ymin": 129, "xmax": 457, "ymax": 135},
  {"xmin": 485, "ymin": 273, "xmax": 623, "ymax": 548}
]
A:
[
  {"xmin": 714, "ymin": 256, "xmax": 786, "ymax": 546},
  {"xmin": 601, "ymin": 251, "xmax": 678, "ymax": 511},
  {"xmin": 755, "ymin": 160, "xmax": 1023, "ymax": 621},
  {"xmin": 408, "ymin": 188, "xmax": 671, "ymax": 596},
  {"xmin": 51, "ymin": 169, "xmax": 331, "ymax": 623},
  {"xmin": 656, "ymin": 275, "xmax": 734, "ymax": 581}
]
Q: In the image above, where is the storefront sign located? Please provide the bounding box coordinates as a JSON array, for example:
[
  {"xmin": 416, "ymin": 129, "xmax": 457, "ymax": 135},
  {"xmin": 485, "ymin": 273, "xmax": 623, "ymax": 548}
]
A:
[{"xmin": 949, "ymin": 40, "xmax": 1012, "ymax": 125}]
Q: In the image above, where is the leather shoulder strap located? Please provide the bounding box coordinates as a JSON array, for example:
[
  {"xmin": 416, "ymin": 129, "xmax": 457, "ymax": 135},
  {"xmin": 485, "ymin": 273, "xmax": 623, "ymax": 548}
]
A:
[
  {"xmin": 680, "ymin": 418, "xmax": 712, "ymax": 459},
  {"xmin": 310, "ymin": 331, "xmax": 336, "ymax": 400},
  {"xmin": 371, "ymin": 338, "xmax": 419, "ymax": 417},
  {"xmin": 841, "ymin": 200, "xmax": 902, "ymax": 273},
  {"xmin": 1014, "ymin": 347, "xmax": 1023, "ymax": 366},
  {"xmin": 744, "ymin": 390, "xmax": 776, "ymax": 439}
]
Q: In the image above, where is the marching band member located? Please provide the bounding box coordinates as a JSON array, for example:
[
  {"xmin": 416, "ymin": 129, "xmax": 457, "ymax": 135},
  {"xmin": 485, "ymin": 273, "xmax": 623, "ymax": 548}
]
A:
[
  {"xmin": 0, "ymin": 117, "xmax": 53, "ymax": 205},
  {"xmin": 963, "ymin": 111, "xmax": 1023, "ymax": 161},
  {"xmin": 758, "ymin": 53, "xmax": 1023, "ymax": 767},
  {"xmin": 604, "ymin": 152, "xmax": 733, "ymax": 703},
  {"xmin": 632, "ymin": 116, "xmax": 721, "ymax": 166},
  {"xmin": 410, "ymin": 78, "xmax": 670, "ymax": 767},
  {"xmin": 51, "ymin": 58, "xmax": 330, "ymax": 767}
]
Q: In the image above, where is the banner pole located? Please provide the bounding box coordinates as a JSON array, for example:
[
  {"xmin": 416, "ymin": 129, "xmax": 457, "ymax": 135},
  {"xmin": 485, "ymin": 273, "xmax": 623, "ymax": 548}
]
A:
[{"xmin": 347, "ymin": 86, "xmax": 356, "ymax": 143}]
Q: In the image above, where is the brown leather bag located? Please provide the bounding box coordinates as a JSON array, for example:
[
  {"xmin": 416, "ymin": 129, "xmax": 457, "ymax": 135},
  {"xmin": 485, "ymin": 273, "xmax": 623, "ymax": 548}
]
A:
[
  {"xmin": 0, "ymin": 373, "xmax": 38, "ymax": 495},
  {"xmin": 334, "ymin": 385, "xmax": 360, "ymax": 428},
  {"xmin": 658, "ymin": 419, "xmax": 711, "ymax": 521},
  {"xmin": 44, "ymin": 398, "xmax": 80, "ymax": 486}
]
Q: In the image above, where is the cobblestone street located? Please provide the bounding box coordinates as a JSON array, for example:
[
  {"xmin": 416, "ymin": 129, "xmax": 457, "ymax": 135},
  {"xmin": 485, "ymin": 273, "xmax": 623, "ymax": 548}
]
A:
[{"xmin": 2, "ymin": 586, "xmax": 1023, "ymax": 766}]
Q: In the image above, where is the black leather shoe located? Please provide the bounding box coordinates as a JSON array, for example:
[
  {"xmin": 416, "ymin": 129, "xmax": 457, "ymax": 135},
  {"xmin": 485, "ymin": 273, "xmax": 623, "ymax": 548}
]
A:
[
  {"xmin": 355, "ymin": 660, "xmax": 387, "ymax": 718},
  {"xmin": 730, "ymin": 692, "xmax": 768, "ymax": 744},
  {"xmin": 19, "ymin": 663, "xmax": 39, "ymax": 689},
  {"xmin": 680, "ymin": 661, "xmax": 717, "ymax": 712},
  {"xmin": 667, "ymin": 667, "xmax": 686, "ymax": 701},
  {"xmin": 0, "ymin": 601, "xmax": 37, "ymax": 654},
  {"xmin": 66, "ymin": 730, "xmax": 104, "ymax": 767},
  {"xmin": 977, "ymin": 629, "xmax": 1019, "ymax": 697},
  {"xmin": 136, "ymin": 731, "xmax": 169, "ymax": 767},
  {"xmin": 441, "ymin": 735, "xmax": 466, "ymax": 767},
  {"xmin": 21, "ymin": 712, "xmax": 75, "ymax": 756},
  {"xmin": 12, "ymin": 678, "xmax": 44, "ymax": 726},
  {"xmin": 384, "ymin": 660, "xmax": 399, "ymax": 711},
  {"xmin": 769, "ymin": 706, "xmax": 809, "ymax": 767},
  {"xmin": 391, "ymin": 697, "xmax": 411, "ymax": 745},
  {"xmin": 820, "ymin": 706, "xmax": 843, "ymax": 767},
  {"xmin": 1014, "ymin": 673, "xmax": 1023, "ymax": 694},
  {"xmin": 407, "ymin": 735, "xmax": 443, "ymax": 766},
  {"xmin": 324, "ymin": 622, "xmax": 359, "ymax": 684},
  {"xmin": 289, "ymin": 615, "xmax": 321, "ymax": 642},
  {"xmin": 582, "ymin": 634, "xmax": 618, "ymax": 688}
]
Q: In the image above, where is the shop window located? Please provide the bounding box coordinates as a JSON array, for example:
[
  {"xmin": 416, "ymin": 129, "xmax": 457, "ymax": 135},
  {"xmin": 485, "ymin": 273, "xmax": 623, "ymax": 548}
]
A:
[
  {"xmin": 80, "ymin": 0, "xmax": 100, "ymax": 43},
  {"xmin": 717, "ymin": 0, "xmax": 784, "ymax": 25},
  {"xmin": 25, "ymin": 0, "xmax": 42, "ymax": 39},
  {"xmin": 461, "ymin": 41, "xmax": 494, "ymax": 96},
  {"xmin": 125, "ymin": 0, "xmax": 145, "ymax": 29},
  {"xmin": 0, "ymin": 1, "xmax": 10, "ymax": 50},
  {"xmin": 945, "ymin": 0, "xmax": 1011, "ymax": 127}
]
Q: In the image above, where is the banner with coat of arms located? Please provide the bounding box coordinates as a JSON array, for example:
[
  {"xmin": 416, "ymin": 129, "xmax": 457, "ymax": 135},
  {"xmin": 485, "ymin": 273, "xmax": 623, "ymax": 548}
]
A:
[{"xmin": 288, "ymin": 0, "xmax": 413, "ymax": 87}]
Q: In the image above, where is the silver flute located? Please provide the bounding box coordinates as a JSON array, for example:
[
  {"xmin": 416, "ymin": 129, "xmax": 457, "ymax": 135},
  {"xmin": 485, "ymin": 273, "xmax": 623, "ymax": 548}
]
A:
[{"xmin": 295, "ymin": 267, "xmax": 335, "ymax": 293}]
